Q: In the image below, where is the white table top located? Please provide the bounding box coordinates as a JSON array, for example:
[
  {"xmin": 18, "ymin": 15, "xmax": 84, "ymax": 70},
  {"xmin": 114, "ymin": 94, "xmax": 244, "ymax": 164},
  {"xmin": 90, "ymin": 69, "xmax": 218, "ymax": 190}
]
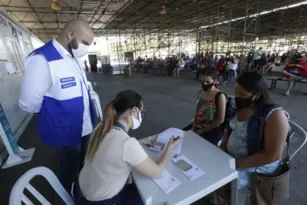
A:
[{"xmin": 132, "ymin": 130, "xmax": 238, "ymax": 205}]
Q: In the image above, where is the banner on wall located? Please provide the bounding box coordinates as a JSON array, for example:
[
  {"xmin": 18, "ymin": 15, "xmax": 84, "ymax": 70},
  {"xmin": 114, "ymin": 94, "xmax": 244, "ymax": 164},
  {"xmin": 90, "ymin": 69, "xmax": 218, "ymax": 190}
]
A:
[
  {"xmin": 0, "ymin": 15, "xmax": 7, "ymax": 26},
  {"xmin": 8, "ymin": 22, "xmax": 17, "ymax": 37},
  {"xmin": 0, "ymin": 103, "xmax": 20, "ymax": 153},
  {"xmin": 0, "ymin": 103, "xmax": 35, "ymax": 169}
]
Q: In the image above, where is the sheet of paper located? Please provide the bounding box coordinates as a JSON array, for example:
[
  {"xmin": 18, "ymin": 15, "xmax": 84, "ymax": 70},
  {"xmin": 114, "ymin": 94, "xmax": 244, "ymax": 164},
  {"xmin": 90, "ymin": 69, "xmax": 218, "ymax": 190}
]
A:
[
  {"xmin": 173, "ymin": 155, "xmax": 205, "ymax": 181},
  {"xmin": 152, "ymin": 170, "xmax": 181, "ymax": 194},
  {"xmin": 4, "ymin": 62, "xmax": 16, "ymax": 74},
  {"xmin": 156, "ymin": 128, "xmax": 184, "ymax": 156}
]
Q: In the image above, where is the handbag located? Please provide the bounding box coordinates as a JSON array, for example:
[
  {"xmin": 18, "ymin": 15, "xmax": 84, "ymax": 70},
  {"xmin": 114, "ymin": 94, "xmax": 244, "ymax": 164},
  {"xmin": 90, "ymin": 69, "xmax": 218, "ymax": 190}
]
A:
[{"xmin": 251, "ymin": 110, "xmax": 291, "ymax": 205}]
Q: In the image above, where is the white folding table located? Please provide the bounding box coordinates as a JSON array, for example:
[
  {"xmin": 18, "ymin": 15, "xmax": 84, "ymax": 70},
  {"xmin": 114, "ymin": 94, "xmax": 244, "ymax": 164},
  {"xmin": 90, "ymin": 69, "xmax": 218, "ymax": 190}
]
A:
[{"xmin": 132, "ymin": 130, "xmax": 238, "ymax": 205}]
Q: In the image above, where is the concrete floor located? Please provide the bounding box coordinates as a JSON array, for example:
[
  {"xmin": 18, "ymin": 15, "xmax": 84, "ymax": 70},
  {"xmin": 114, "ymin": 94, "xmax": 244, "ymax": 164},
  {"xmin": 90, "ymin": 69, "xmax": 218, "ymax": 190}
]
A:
[{"xmin": 1, "ymin": 72, "xmax": 307, "ymax": 205}]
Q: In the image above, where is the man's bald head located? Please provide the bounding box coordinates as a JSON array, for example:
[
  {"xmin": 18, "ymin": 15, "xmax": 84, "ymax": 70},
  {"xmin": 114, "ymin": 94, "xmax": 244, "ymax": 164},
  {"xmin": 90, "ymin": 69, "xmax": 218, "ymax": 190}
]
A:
[
  {"xmin": 64, "ymin": 19, "xmax": 91, "ymax": 33},
  {"xmin": 61, "ymin": 19, "xmax": 94, "ymax": 46}
]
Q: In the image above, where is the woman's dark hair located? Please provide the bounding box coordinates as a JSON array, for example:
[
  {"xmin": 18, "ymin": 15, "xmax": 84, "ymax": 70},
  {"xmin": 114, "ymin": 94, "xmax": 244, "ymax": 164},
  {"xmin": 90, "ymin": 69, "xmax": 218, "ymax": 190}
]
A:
[
  {"xmin": 200, "ymin": 67, "xmax": 218, "ymax": 80},
  {"xmin": 86, "ymin": 90, "xmax": 142, "ymax": 161},
  {"xmin": 237, "ymin": 72, "xmax": 270, "ymax": 106}
]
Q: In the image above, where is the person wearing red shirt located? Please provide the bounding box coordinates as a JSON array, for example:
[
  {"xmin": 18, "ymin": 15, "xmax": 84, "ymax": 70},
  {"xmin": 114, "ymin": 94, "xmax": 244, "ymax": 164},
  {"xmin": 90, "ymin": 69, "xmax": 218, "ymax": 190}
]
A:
[{"xmin": 283, "ymin": 52, "xmax": 307, "ymax": 96}]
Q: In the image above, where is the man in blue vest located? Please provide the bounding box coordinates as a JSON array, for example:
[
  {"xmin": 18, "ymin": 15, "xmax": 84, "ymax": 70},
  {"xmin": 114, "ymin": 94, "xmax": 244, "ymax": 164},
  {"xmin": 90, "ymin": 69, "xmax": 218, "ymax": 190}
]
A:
[{"xmin": 19, "ymin": 19, "xmax": 95, "ymax": 192}]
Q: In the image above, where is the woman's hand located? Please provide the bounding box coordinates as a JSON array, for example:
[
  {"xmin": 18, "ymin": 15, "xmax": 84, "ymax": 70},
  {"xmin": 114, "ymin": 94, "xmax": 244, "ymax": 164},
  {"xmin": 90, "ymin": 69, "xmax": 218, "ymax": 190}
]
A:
[
  {"xmin": 167, "ymin": 136, "xmax": 181, "ymax": 151},
  {"xmin": 139, "ymin": 135, "xmax": 158, "ymax": 146}
]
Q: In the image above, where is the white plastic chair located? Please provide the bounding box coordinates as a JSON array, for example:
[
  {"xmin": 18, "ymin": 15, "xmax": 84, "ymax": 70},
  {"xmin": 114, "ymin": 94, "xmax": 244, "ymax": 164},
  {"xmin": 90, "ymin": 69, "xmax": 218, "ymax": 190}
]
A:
[
  {"xmin": 288, "ymin": 120, "xmax": 307, "ymax": 160},
  {"xmin": 90, "ymin": 91, "xmax": 103, "ymax": 121},
  {"xmin": 10, "ymin": 167, "xmax": 74, "ymax": 205},
  {"xmin": 87, "ymin": 81, "xmax": 94, "ymax": 91}
]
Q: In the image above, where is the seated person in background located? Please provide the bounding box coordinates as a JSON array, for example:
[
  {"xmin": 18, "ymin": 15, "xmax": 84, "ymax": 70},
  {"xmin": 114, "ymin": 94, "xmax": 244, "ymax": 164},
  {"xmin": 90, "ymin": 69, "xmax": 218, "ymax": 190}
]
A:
[
  {"xmin": 259, "ymin": 53, "xmax": 267, "ymax": 70},
  {"xmin": 262, "ymin": 53, "xmax": 275, "ymax": 73},
  {"xmin": 223, "ymin": 56, "xmax": 238, "ymax": 84},
  {"xmin": 173, "ymin": 58, "xmax": 185, "ymax": 78},
  {"xmin": 213, "ymin": 55, "xmax": 219, "ymax": 68},
  {"xmin": 214, "ymin": 72, "xmax": 289, "ymax": 205},
  {"xmin": 196, "ymin": 57, "xmax": 207, "ymax": 80},
  {"xmin": 275, "ymin": 53, "xmax": 281, "ymax": 66},
  {"xmin": 253, "ymin": 47, "xmax": 263, "ymax": 70},
  {"xmin": 75, "ymin": 90, "xmax": 180, "ymax": 205},
  {"xmin": 217, "ymin": 55, "xmax": 226, "ymax": 74},
  {"xmin": 247, "ymin": 52, "xmax": 254, "ymax": 71},
  {"xmin": 283, "ymin": 52, "xmax": 307, "ymax": 96},
  {"xmin": 183, "ymin": 68, "xmax": 226, "ymax": 146}
]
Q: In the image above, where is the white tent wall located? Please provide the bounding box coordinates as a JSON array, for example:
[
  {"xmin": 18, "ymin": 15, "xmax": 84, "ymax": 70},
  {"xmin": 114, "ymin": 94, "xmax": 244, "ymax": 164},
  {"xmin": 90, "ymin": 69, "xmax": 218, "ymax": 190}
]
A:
[{"xmin": 0, "ymin": 8, "xmax": 44, "ymax": 165}]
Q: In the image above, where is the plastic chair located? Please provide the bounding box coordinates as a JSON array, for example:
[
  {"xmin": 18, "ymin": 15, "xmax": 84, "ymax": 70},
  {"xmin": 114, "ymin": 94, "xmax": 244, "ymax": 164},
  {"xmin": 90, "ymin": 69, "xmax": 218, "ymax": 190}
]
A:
[
  {"xmin": 288, "ymin": 120, "xmax": 307, "ymax": 160},
  {"xmin": 10, "ymin": 167, "xmax": 74, "ymax": 205},
  {"xmin": 87, "ymin": 81, "xmax": 93, "ymax": 91}
]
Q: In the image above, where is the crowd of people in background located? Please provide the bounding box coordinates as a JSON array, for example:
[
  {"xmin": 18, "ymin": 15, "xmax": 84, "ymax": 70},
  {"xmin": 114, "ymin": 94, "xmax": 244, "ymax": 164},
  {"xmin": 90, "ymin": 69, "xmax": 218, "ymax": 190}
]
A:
[{"xmin": 124, "ymin": 48, "xmax": 307, "ymax": 96}]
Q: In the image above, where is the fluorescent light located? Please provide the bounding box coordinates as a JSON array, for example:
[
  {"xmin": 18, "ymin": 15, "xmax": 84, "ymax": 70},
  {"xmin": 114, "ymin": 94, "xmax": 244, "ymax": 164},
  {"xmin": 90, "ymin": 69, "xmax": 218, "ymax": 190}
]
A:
[{"xmin": 200, "ymin": 0, "xmax": 307, "ymax": 29}]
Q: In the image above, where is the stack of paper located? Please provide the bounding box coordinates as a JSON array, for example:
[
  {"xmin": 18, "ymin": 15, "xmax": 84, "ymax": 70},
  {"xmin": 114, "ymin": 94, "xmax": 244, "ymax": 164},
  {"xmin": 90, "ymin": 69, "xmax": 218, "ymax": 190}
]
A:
[
  {"xmin": 155, "ymin": 128, "xmax": 184, "ymax": 156},
  {"xmin": 153, "ymin": 170, "xmax": 181, "ymax": 194},
  {"xmin": 173, "ymin": 155, "xmax": 205, "ymax": 181}
]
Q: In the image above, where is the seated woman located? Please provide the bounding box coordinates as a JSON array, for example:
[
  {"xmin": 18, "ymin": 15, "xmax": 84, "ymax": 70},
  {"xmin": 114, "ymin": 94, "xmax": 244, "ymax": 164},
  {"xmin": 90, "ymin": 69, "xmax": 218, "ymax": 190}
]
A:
[
  {"xmin": 283, "ymin": 52, "xmax": 307, "ymax": 96},
  {"xmin": 275, "ymin": 53, "xmax": 281, "ymax": 66},
  {"xmin": 173, "ymin": 58, "xmax": 185, "ymax": 78},
  {"xmin": 214, "ymin": 72, "xmax": 289, "ymax": 205},
  {"xmin": 183, "ymin": 68, "xmax": 227, "ymax": 146},
  {"xmin": 75, "ymin": 90, "xmax": 180, "ymax": 205},
  {"xmin": 223, "ymin": 56, "xmax": 238, "ymax": 84},
  {"xmin": 217, "ymin": 55, "xmax": 226, "ymax": 77},
  {"xmin": 262, "ymin": 54, "xmax": 275, "ymax": 73}
]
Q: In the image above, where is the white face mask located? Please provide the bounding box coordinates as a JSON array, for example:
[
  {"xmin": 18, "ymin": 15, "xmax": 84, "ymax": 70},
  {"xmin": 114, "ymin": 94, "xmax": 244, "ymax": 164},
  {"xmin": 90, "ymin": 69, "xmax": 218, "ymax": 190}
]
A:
[
  {"xmin": 131, "ymin": 108, "xmax": 142, "ymax": 130},
  {"xmin": 72, "ymin": 43, "xmax": 88, "ymax": 58},
  {"xmin": 70, "ymin": 33, "xmax": 89, "ymax": 58}
]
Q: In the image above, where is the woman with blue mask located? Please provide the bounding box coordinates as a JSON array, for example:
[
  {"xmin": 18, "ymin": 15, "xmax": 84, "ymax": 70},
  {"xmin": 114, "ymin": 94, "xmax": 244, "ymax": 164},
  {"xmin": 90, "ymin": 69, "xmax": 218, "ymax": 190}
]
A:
[
  {"xmin": 75, "ymin": 90, "xmax": 180, "ymax": 205},
  {"xmin": 183, "ymin": 68, "xmax": 227, "ymax": 145}
]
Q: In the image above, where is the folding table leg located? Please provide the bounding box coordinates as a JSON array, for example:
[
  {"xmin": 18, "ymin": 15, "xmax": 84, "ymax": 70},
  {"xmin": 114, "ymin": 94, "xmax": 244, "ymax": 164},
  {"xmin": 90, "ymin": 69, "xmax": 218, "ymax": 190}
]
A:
[
  {"xmin": 231, "ymin": 178, "xmax": 238, "ymax": 205},
  {"xmin": 270, "ymin": 80, "xmax": 274, "ymax": 89}
]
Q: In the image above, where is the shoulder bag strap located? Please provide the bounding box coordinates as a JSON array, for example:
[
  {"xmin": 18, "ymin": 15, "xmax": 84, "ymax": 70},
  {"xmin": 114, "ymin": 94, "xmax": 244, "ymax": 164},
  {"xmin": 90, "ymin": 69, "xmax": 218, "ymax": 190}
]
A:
[
  {"xmin": 255, "ymin": 108, "xmax": 291, "ymax": 172},
  {"xmin": 254, "ymin": 108, "xmax": 268, "ymax": 172},
  {"xmin": 285, "ymin": 132, "xmax": 291, "ymax": 162},
  {"xmin": 215, "ymin": 92, "xmax": 228, "ymax": 111}
]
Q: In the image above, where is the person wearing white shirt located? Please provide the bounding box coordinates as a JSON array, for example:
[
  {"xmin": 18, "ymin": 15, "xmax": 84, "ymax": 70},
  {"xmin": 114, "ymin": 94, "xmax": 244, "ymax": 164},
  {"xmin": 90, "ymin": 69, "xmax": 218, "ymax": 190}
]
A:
[
  {"xmin": 223, "ymin": 56, "xmax": 239, "ymax": 84},
  {"xmin": 19, "ymin": 19, "xmax": 95, "ymax": 192},
  {"xmin": 75, "ymin": 90, "xmax": 180, "ymax": 204}
]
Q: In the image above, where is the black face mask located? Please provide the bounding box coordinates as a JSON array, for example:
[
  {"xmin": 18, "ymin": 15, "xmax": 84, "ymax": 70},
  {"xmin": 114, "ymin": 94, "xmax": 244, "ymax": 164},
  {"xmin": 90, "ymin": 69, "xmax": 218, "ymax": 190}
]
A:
[
  {"xmin": 235, "ymin": 95, "xmax": 255, "ymax": 109},
  {"xmin": 201, "ymin": 83, "xmax": 214, "ymax": 92}
]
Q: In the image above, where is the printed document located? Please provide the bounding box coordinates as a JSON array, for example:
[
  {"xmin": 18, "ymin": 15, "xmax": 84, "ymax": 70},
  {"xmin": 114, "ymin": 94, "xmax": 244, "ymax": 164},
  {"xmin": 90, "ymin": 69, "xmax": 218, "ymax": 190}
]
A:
[
  {"xmin": 156, "ymin": 128, "xmax": 184, "ymax": 155},
  {"xmin": 153, "ymin": 170, "xmax": 181, "ymax": 194}
]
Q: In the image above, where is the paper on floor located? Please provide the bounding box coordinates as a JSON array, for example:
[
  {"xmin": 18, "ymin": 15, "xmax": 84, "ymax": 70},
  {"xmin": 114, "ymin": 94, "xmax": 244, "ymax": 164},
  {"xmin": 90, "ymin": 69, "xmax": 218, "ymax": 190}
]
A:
[
  {"xmin": 153, "ymin": 170, "xmax": 181, "ymax": 194},
  {"xmin": 156, "ymin": 128, "xmax": 184, "ymax": 156},
  {"xmin": 173, "ymin": 155, "xmax": 205, "ymax": 181}
]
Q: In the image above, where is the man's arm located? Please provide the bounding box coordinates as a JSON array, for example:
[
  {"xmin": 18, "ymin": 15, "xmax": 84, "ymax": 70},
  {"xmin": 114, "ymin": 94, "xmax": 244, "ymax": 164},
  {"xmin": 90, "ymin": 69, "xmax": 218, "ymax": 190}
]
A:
[{"xmin": 19, "ymin": 55, "xmax": 52, "ymax": 113}]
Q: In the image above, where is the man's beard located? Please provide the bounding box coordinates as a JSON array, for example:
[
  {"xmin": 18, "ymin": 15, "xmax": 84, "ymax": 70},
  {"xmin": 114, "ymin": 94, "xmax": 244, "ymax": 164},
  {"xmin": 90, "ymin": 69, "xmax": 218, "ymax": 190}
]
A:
[{"xmin": 68, "ymin": 38, "xmax": 78, "ymax": 56}]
